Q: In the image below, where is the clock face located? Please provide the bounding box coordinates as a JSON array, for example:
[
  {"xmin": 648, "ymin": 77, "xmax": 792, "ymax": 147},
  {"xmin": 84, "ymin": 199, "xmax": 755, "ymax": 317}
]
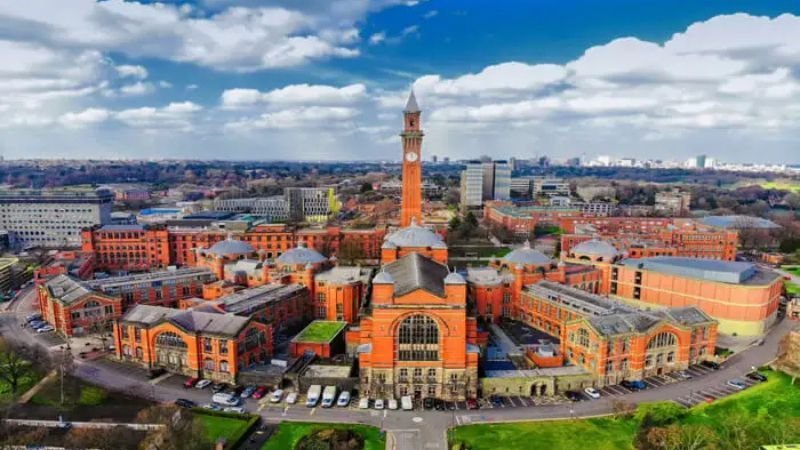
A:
[{"xmin": 405, "ymin": 151, "xmax": 418, "ymax": 162}]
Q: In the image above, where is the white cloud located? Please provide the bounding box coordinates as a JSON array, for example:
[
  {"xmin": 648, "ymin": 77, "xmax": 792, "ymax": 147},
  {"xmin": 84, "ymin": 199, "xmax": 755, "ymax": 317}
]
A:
[
  {"xmin": 119, "ymin": 81, "xmax": 155, "ymax": 96},
  {"xmin": 414, "ymin": 62, "xmax": 566, "ymax": 96},
  {"xmin": 115, "ymin": 102, "xmax": 202, "ymax": 130},
  {"xmin": 226, "ymin": 106, "xmax": 359, "ymax": 130},
  {"xmin": 369, "ymin": 32, "xmax": 386, "ymax": 45},
  {"xmin": 424, "ymin": 10, "xmax": 438, "ymax": 19},
  {"xmin": 58, "ymin": 108, "xmax": 111, "ymax": 127},
  {"xmin": 0, "ymin": 0, "xmax": 362, "ymax": 72},
  {"xmin": 115, "ymin": 65, "xmax": 148, "ymax": 80},
  {"xmin": 221, "ymin": 83, "xmax": 367, "ymax": 108}
]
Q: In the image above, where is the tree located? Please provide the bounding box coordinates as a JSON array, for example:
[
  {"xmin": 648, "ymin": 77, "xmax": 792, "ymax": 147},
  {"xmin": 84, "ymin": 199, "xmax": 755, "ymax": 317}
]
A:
[
  {"xmin": 448, "ymin": 216, "xmax": 462, "ymax": 232},
  {"xmin": 0, "ymin": 339, "xmax": 51, "ymax": 399},
  {"xmin": 64, "ymin": 426, "xmax": 138, "ymax": 450},
  {"xmin": 136, "ymin": 405, "xmax": 211, "ymax": 450},
  {"xmin": 338, "ymin": 239, "xmax": 365, "ymax": 265},
  {"xmin": 776, "ymin": 331, "xmax": 800, "ymax": 384},
  {"xmin": 785, "ymin": 193, "xmax": 800, "ymax": 211},
  {"xmin": 360, "ymin": 182, "xmax": 373, "ymax": 193}
]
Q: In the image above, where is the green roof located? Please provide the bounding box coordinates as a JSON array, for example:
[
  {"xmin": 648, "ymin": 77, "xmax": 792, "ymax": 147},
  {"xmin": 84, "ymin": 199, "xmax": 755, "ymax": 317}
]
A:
[{"xmin": 293, "ymin": 320, "xmax": 346, "ymax": 344}]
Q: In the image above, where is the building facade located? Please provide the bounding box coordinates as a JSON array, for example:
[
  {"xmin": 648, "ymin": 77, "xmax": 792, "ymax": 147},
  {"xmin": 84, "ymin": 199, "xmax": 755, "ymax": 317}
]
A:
[
  {"xmin": 0, "ymin": 188, "xmax": 113, "ymax": 248},
  {"xmin": 114, "ymin": 304, "xmax": 271, "ymax": 383},
  {"xmin": 460, "ymin": 161, "xmax": 484, "ymax": 209}
]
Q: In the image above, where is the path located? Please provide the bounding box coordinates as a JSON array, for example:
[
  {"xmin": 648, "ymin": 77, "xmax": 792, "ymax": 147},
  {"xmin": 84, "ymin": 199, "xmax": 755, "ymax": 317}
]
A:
[{"xmin": 17, "ymin": 369, "xmax": 56, "ymax": 404}]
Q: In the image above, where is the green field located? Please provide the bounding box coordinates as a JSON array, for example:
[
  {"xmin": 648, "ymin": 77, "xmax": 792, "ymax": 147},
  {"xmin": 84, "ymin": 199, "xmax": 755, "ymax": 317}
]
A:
[
  {"xmin": 294, "ymin": 320, "xmax": 347, "ymax": 343},
  {"xmin": 787, "ymin": 281, "xmax": 800, "ymax": 296},
  {"xmin": 30, "ymin": 375, "xmax": 110, "ymax": 409},
  {"xmin": 449, "ymin": 370, "xmax": 800, "ymax": 450},
  {"xmin": 782, "ymin": 266, "xmax": 800, "ymax": 277},
  {"xmin": 759, "ymin": 181, "xmax": 800, "ymax": 193},
  {"xmin": 261, "ymin": 422, "xmax": 385, "ymax": 450},
  {"xmin": 0, "ymin": 369, "xmax": 43, "ymax": 404},
  {"xmin": 195, "ymin": 411, "xmax": 254, "ymax": 447}
]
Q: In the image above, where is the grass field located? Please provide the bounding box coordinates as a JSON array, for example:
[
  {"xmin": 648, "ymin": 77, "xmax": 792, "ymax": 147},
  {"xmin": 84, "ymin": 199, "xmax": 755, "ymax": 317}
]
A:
[
  {"xmin": 30, "ymin": 375, "xmax": 108, "ymax": 408},
  {"xmin": 786, "ymin": 281, "xmax": 800, "ymax": 296},
  {"xmin": 0, "ymin": 369, "xmax": 43, "ymax": 404},
  {"xmin": 261, "ymin": 422, "xmax": 385, "ymax": 450},
  {"xmin": 195, "ymin": 412, "xmax": 253, "ymax": 446},
  {"xmin": 449, "ymin": 370, "xmax": 800, "ymax": 450},
  {"xmin": 759, "ymin": 181, "xmax": 800, "ymax": 193},
  {"xmin": 782, "ymin": 266, "xmax": 800, "ymax": 277},
  {"xmin": 294, "ymin": 320, "xmax": 347, "ymax": 343}
]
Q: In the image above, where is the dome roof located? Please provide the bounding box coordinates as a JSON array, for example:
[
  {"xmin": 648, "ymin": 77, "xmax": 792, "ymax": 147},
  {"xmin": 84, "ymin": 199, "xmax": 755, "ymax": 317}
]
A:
[
  {"xmin": 572, "ymin": 239, "xmax": 619, "ymax": 258},
  {"xmin": 276, "ymin": 243, "xmax": 327, "ymax": 265},
  {"xmin": 444, "ymin": 272, "xmax": 466, "ymax": 285},
  {"xmin": 502, "ymin": 240, "xmax": 551, "ymax": 266},
  {"xmin": 383, "ymin": 218, "xmax": 447, "ymax": 249},
  {"xmin": 373, "ymin": 270, "xmax": 394, "ymax": 284},
  {"xmin": 207, "ymin": 238, "xmax": 255, "ymax": 256}
]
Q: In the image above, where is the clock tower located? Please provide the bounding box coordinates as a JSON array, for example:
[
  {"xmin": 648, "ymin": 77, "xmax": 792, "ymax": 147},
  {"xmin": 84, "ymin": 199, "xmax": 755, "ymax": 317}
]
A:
[{"xmin": 400, "ymin": 90, "xmax": 423, "ymax": 227}]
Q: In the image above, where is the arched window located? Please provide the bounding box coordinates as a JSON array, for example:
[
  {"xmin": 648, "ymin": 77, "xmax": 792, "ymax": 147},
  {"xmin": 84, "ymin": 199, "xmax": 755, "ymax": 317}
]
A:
[
  {"xmin": 647, "ymin": 332, "xmax": 677, "ymax": 350},
  {"xmin": 220, "ymin": 360, "xmax": 229, "ymax": 373},
  {"xmin": 397, "ymin": 315, "xmax": 439, "ymax": 361},
  {"xmin": 203, "ymin": 358, "xmax": 215, "ymax": 371},
  {"xmin": 155, "ymin": 331, "xmax": 187, "ymax": 348},
  {"xmin": 84, "ymin": 300, "xmax": 100, "ymax": 308}
]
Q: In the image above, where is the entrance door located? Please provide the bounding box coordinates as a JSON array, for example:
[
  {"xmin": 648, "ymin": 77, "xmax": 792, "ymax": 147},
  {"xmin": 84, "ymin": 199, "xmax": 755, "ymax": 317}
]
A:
[{"xmin": 414, "ymin": 386, "xmax": 422, "ymax": 399}]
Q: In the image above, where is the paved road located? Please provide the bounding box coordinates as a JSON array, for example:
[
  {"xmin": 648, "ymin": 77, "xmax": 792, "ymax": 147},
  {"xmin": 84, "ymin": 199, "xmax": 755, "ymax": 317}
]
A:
[{"xmin": 1, "ymin": 288, "xmax": 795, "ymax": 450}]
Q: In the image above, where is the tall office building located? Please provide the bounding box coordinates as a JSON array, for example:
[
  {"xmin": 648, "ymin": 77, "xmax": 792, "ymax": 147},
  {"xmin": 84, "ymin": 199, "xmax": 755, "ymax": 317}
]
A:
[
  {"xmin": 214, "ymin": 187, "xmax": 337, "ymax": 223},
  {"xmin": 480, "ymin": 160, "xmax": 511, "ymax": 201},
  {"xmin": 460, "ymin": 161, "xmax": 484, "ymax": 209},
  {"xmin": 0, "ymin": 188, "xmax": 113, "ymax": 249}
]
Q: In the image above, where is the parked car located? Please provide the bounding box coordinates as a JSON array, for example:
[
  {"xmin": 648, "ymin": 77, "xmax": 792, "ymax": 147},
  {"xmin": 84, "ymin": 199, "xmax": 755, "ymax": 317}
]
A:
[
  {"xmin": 174, "ymin": 398, "xmax": 196, "ymax": 408},
  {"xmin": 423, "ymin": 398, "xmax": 434, "ymax": 410},
  {"xmin": 388, "ymin": 399, "xmax": 399, "ymax": 410},
  {"xmin": 358, "ymin": 398, "xmax": 370, "ymax": 409},
  {"xmin": 251, "ymin": 386, "xmax": 268, "ymax": 400},
  {"xmin": 285, "ymin": 392, "xmax": 298, "ymax": 405},
  {"xmin": 434, "ymin": 399, "xmax": 445, "ymax": 411},
  {"xmin": 401, "ymin": 396, "xmax": 414, "ymax": 411},
  {"xmin": 29, "ymin": 321, "xmax": 47, "ymax": 329},
  {"xmin": 676, "ymin": 371, "xmax": 692, "ymax": 380},
  {"xmin": 183, "ymin": 377, "xmax": 199, "ymax": 389},
  {"xmin": 337, "ymin": 391, "xmax": 351, "ymax": 407},
  {"xmin": 231, "ymin": 385, "xmax": 245, "ymax": 397},
  {"xmin": 211, "ymin": 382, "xmax": 227, "ymax": 393},
  {"xmin": 36, "ymin": 326, "xmax": 54, "ymax": 333},
  {"xmin": 466, "ymin": 399, "xmax": 479, "ymax": 410},
  {"xmin": 201, "ymin": 403, "xmax": 221, "ymax": 411},
  {"xmin": 620, "ymin": 380, "xmax": 647, "ymax": 391},
  {"xmin": 195, "ymin": 379, "xmax": 212, "ymax": 390},
  {"xmin": 212, "ymin": 392, "xmax": 239, "ymax": 406},
  {"xmin": 270, "ymin": 389, "xmax": 284, "ymax": 403},
  {"xmin": 727, "ymin": 379, "xmax": 747, "ymax": 390},
  {"xmin": 148, "ymin": 368, "xmax": 167, "ymax": 379},
  {"xmin": 446, "ymin": 401, "xmax": 456, "ymax": 411},
  {"xmin": 240, "ymin": 385, "xmax": 257, "ymax": 398},
  {"xmin": 700, "ymin": 360, "xmax": 721, "ymax": 370},
  {"xmin": 25, "ymin": 313, "xmax": 42, "ymax": 322},
  {"xmin": 489, "ymin": 395, "xmax": 503, "ymax": 407},
  {"xmin": 223, "ymin": 406, "xmax": 246, "ymax": 414},
  {"xmin": 746, "ymin": 372, "xmax": 767, "ymax": 382},
  {"xmin": 374, "ymin": 399, "xmax": 385, "ymax": 410},
  {"xmin": 564, "ymin": 391, "xmax": 584, "ymax": 402},
  {"xmin": 584, "ymin": 387, "xmax": 601, "ymax": 399}
]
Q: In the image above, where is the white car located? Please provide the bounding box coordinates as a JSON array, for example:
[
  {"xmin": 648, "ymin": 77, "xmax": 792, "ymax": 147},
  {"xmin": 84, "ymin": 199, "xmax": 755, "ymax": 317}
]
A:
[
  {"xmin": 358, "ymin": 398, "xmax": 370, "ymax": 409},
  {"xmin": 195, "ymin": 379, "xmax": 212, "ymax": 389},
  {"xmin": 374, "ymin": 399, "xmax": 384, "ymax": 410},
  {"xmin": 270, "ymin": 389, "xmax": 284, "ymax": 403},
  {"xmin": 388, "ymin": 399, "xmax": 398, "ymax": 410},
  {"xmin": 337, "ymin": 391, "xmax": 351, "ymax": 407},
  {"xmin": 584, "ymin": 387, "xmax": 601, "ymax": 399},
  {"xmin": 201, "ymin": 403, "xmax": 221, "ymax": 411},
  {"xmin": 223, "ymin": 406, "xmax": 246, "ymax": 414},
  {"xmin": 727, "ymin": 379, "xmax": 747, "ymax": 390},
  {"xmin": 212, "ymin": 392, "xmax": 239, "ymax": 406},
  {"xmin": 36, "ymin": 325, "xmax": 54, "ymax": 333},
  {"xmin": 285, "ymin": 392, "xmax": 298, "ymax": 405}
]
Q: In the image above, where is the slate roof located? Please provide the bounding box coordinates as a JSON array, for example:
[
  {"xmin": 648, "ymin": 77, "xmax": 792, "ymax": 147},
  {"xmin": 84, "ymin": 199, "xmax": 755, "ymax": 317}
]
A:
[
  {"xmin": 206, "ymin": 238, "xmax": 255, "ymax": 256},
  {"xmin": 45, "ymin": 275, "xmax": 94, "ymax": 305},
  {"xmin": 699, "ymin": 215, "xmax": 780, "ymax": 229},
  {"xmin": 120, "ymin": 304, "xmax": 250, "ymax": 337},
  {"xmin": 502, "ymin": 240, "xmax": 552, "ymax": 266},
  {"xmin": 620, "ymin": 256, "xmax": 772, "ymax": 285},
  {"xmin": 276, "ymin": 243, "xmax": 327, "ymax": 265},
  {"xmin": 382, "ymin": 253, "xmax": 449, "ymax": 297},
  {"xmin": 404, "ymin": 89, "xmax": 420, "ymax": 113}
]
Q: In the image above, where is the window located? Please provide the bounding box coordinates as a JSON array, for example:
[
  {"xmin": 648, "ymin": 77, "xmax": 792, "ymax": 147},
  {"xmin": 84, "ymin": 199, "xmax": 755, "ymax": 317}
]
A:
[
  {"xmin": 104, "ymin": 305, "xmax": 114, "ymax": 315},
  {"xmin": 667, "ymin": 351, "xmax": 675, "ymax": 363},
  {"xmin": 397, "ymin": 315, "xmax": 440, "ymax": 361},
  {"xmin": 605, "ymin": 360, "xmax": 614, "ymax": 373},
  {"xmin": 204, "ymin": 358, "xmax": 215, "ymax": 370},
  {"xmin": 621, "ymin": 358, "xmax": 629, "ymax": 371},
  {"xmin": 414, "ymin": 368, "xmax": 422, "ymax": 379},
  {"xmin": 219, "ymin": 340, "xmax": 228, "ymax": 355},
  {"xmin": 134, "ymin": 328, "xmax": 141, "ymax": 342},
  {"xmin": 243, "ymin": 328, "xmax": 266, "ymax": 352},
  {"xmin": 577, "ymin": 328, "xmax": 590, "ymax": 347},
  {"xmin": 220, "ymin": 360, "xmax": 229, "ymax": 372},
  {"xmin": 156, "ymin": 332, "xmax": 187, "ymax": 348},
  {"xmin": 121, "ymin": 326, "xmax": 129, "ymax": 339},
  {"xmin": 135, "ymin": 347, "xmax": 143, "ymax": 358},
  {"xmin": 427, "ymin": 385, "xmax": 436, "ymax": 396},
  {"xmin": 317, "ymin": 292, "xmax": 326, "ymax": 303},
  {"xmin": 203, "ymin": 337, "xmax": 213, "ymax": 352},
  {"xmin": 647, "ymin": 332, "xmax": 677, "ymax": 350}
]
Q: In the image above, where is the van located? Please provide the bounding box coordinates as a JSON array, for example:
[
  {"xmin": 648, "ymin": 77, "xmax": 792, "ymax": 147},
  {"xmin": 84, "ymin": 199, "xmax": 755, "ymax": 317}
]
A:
[
  {"xmin": 306, "ymin": 385, "xmax": 322, "ymax": 407},
  {"xmin": 321, "ymin": 386, "xmax": 337, "ymax": 408},
  {"xmin": 211, "ymin": 393, "xmax": 239, "ymax": 406},
  {"xmin": 401, "ymin": 396, "xmax": 413, "ymax": 411}
]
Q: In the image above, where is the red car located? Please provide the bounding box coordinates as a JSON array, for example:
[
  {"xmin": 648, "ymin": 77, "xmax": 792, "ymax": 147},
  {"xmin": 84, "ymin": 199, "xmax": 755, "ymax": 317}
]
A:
[
  {"xmin": 466, "ymin": 399, "xmax": 479, "ymax": 410},
  {"xmin": 183, "ymin": 377, "xmax": 199, "ymax": 389},
  {"xmin": 251, "ymin": 386, "xmax": 268, "ymax": 399}
]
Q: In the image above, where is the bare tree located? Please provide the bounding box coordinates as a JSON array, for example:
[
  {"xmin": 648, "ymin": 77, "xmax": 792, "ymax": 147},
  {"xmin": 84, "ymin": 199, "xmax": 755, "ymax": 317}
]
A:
[
  {"xmin": 0, "ymin": 339, "xmax": 51, "ymax": 398},
  {"xmin": 776, "ymin": 331, "xmax": 800, "ymax": 384},
  {"xmin": 136, "ymin": 405, "xmax": 211, "ymax": 450}
]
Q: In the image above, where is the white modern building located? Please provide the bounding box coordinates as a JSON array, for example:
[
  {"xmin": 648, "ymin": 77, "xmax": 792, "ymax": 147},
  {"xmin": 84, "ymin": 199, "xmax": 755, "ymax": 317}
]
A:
[{"xmin": 0, "ymin": 188, "xmax": 113, "ymax": 248}]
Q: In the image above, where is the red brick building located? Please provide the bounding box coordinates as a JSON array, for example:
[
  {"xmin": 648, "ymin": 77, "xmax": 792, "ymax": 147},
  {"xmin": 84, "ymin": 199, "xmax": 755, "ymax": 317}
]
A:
[{"xmin": 114, "ymin": 304, "xmax": 271, "ymax": 383}]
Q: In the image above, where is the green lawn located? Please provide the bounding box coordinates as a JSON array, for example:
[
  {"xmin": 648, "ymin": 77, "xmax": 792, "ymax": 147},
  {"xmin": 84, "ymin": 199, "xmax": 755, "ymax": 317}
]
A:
[
  {"xmin": 261, "ymin": 422, "xmax": 385, "ymax": 450},
  {"xmin": 195, "ymin": 411, "xmax": 253, "ymax": 446},
  {"xmin": 30, "ymin": 375, "xmax": 108, "ymax": 408},
  {"xmin": 450, "ymin": 370, "xmax": 800, "ymax": 450},
  {"xmin": 782, "ymin": 266, "xmax": 800, "ymax": 277},
  {"xmin": 294, "ymin": 320, "xmax": 347, "ymax": 343},
  {"xmin": 786, "ymin": 281, "xmax": 800, "ymax": 296},
  {"xmin": 759, "ymin": 181, "xmax": 800, "ymax": 193}
]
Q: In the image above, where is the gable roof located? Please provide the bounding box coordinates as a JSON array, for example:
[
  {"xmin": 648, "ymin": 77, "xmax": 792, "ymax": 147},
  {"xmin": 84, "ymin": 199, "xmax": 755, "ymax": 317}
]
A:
[
  {"xmin": 120, "ymin": 304, "xmax": 251, "ymax": 337},
  {"xmin": 382, "ymin": 252, "xmax": 449, "ymax": 297}
]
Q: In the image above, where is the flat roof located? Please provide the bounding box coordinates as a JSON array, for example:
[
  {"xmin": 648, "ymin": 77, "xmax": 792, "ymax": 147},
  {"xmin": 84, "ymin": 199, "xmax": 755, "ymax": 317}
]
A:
[
  {"xmin": 621, "ymin": 256, "xmax": 780, "ymax": 285},
  {"xmin": 302, "ymin": 364, "xmax": 352, "ymax": 378},
  {"xmin": 293, "ymin": 320, "xmax": 347, "ymax": 343}
]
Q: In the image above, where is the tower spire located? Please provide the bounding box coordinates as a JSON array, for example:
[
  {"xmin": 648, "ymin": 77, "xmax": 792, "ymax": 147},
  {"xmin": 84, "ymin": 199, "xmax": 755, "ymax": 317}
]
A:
[{"xmin": 404, "ymin": 89, "xmax": 420, "ymax": 113}]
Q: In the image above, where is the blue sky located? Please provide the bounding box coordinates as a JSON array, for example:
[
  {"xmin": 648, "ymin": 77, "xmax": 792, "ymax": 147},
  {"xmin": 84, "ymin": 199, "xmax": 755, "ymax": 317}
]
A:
[{"xmin": 1, "ymin": 0, "xmax": 799, "ymax": 163}]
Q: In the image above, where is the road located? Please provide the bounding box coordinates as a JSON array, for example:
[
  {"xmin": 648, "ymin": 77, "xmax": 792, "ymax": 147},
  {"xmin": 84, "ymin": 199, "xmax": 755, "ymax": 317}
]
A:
[{"xmin": 1, "ymin": 288, "xmax": 795, "ymax": 450}]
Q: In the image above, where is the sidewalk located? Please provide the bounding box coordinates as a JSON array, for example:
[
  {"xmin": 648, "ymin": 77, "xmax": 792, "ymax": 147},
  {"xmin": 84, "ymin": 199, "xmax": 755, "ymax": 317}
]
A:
[{"xmin": 17, "ymin": 370, "xmax": 56, "ymax": 404}]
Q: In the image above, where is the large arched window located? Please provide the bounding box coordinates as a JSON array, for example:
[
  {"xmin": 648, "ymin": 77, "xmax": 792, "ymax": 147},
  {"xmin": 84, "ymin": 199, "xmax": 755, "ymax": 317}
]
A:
[
  {"xmin": 155, "ymin": 331, "xmax": 187, "ymax": 348},
  {"xmin": 397, "ymin": 315, "xmax": 439, "ymax": 361},
  {"xmin": 647, "ymin": 332, "xmax": 677, "ymax": 350},
  {"xmin": 577, "ymin": 328, "xmax": 590, "ymax": 347}
]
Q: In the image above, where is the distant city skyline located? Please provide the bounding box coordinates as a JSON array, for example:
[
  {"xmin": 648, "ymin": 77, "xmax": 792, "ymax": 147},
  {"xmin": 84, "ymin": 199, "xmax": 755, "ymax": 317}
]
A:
[{"xmin": 0, "ymin": 1, "xmax": 799, "ymax": 163}]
